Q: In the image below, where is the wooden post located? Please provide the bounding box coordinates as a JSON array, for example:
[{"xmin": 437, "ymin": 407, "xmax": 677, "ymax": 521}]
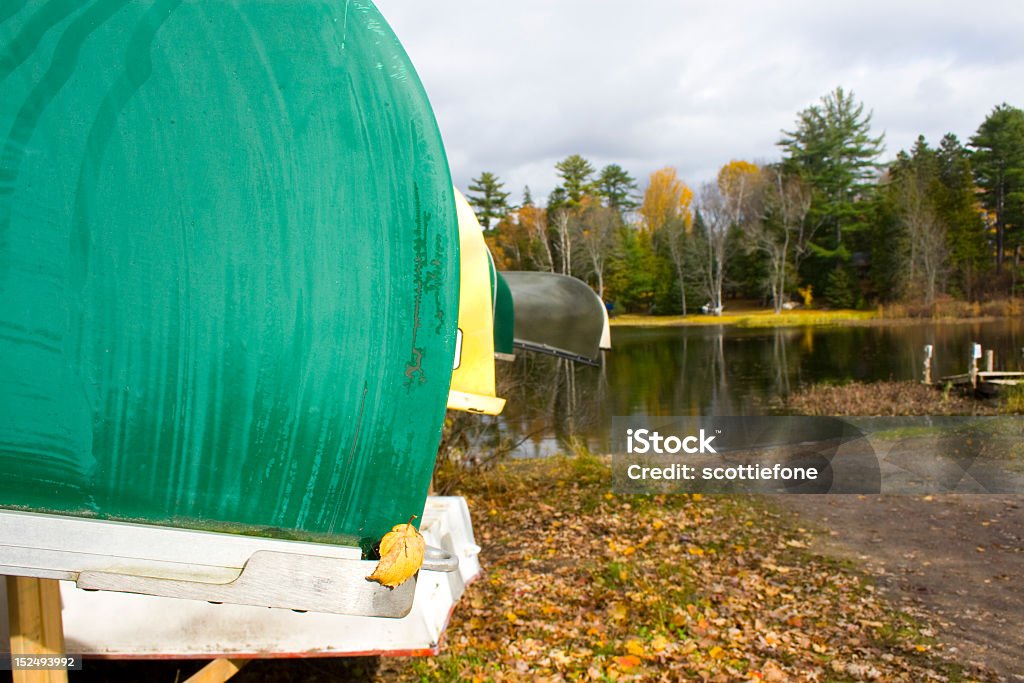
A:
[
  {"xmin": 922, "ymin": 344, "xmax": 933, "ymax": 385},
  {"xmin": 6, "ymin": 576, "xmax": 68, "ymax": 683},
  {"xmin": 183, "ymin": 658, "xmax": 250, "ymax": 683},
  {"xmin": 985, "ymin": 349, "xmax": 995, "ymax": 373},
  {"xmin": 970, "ymin": 343, "xmax": 981, "ymax": 389}
]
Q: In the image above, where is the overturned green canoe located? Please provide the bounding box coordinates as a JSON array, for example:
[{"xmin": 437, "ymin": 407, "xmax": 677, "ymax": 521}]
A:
[
  {"xmin": 502, "ymin": 271, "xmax": 609, "ymax": 365},
  {"xmin": 0, "ymin": 1, "xmax": 458, "ymax": 550}
]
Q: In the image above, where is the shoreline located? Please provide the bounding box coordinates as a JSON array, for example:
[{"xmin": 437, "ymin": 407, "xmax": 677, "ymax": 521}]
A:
[{"xmin": 609, "ymin": 310, "xmax": 1007, "ymax": 329}]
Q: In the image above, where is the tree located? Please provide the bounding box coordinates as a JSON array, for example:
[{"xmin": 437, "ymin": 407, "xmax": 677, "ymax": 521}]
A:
[
  {"xmin": 718, "ymin": 160, "xmax": 762, "ymax": 230},
  {"xmin": 551, "ymin": 208, "xmax": 573, "ymax": 275},
  {"xmin": 778, "ymin": 87, "xmax": 885, "ymax": 253},
  {"xmin": 517, "ymin": 203, "xmax": 554, "ymax": 272},
  {"xmin": 595, "ymin": 164, "xmax": 639, "ymax": 215},
  {"xmin": 890, "ymin": 138, "xmax": 948, "ymax": 305},
  {"xmin": 660, "ymin": 214, "xmax": 695, "ymax": 316},
  {"xmin": 746, "ymin": 166, "xmax": 814, "ymax": 313},
  {"xmin": 552, "ymin": 154, "xmax": 596, "ymax": 208},
  {"xmin": 639, "ymin": 167, "xmax": 694, "ymax": 235},
  {"xmin": 936, "ymin": 134, "xmax": 988, "ymax": 298},
  {"xmin": 696, "ymin": 183, "xmax": 731, "ymax": 315},
  {"xmin": 574, "ymin": 197, "xmax": 619, "ymax": 298},
  {"xmin": 466, "ymin": 172, "xmax": 511, "ymax": 230},
  {"xmin": 969, "ymin": 103, "xmax": 1024, "ymax": 272}
]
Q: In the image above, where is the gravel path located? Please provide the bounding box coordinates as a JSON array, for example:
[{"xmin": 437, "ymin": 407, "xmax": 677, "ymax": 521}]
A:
[{"xmin": 781, "ymin": 494, "xmax": 1024, "ymax": 681}]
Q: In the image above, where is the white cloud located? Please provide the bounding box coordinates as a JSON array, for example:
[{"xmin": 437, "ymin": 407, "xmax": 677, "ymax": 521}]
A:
[{"xmin": 374, "ymin": 0, "xmax": 1024, "ymax": 200}]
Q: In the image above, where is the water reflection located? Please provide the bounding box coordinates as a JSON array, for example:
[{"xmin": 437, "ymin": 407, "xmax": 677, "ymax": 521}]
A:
[{"xmin": 496, "ymin": 319, "xmax": 1024, "ymax": 458}]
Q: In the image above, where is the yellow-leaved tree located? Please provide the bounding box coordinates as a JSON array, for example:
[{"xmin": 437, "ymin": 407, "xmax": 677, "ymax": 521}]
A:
[
  {"xmin": 639, "ymin": 167, "xmax": 693, "ymax": 235},
  {"xmin": 640, "ymin": 167, "xmax": 694, "ymax": 314}
]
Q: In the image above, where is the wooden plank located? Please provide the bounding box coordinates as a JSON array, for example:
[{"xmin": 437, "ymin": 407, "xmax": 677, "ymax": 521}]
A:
[
  {"xmin": 183, "ymin": 658, "xmax": 249, "ymax": 683},
  {"xmin": 6, "ymin": 576, "xmax": 68, "ymax": 683}
]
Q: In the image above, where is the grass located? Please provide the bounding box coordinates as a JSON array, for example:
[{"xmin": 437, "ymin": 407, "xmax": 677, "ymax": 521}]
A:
[{"xmin": 611, "ymin": 308, "xmax": 877, "ymax": 328}]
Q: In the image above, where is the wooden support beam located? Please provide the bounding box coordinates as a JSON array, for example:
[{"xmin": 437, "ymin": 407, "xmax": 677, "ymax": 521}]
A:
[
  {"xmin": 6, "ymin": 576, "xmax": 68, "ymax": 683},
  {"xmin": 183, "ymin": 658, "xmax": 250, "ymax": 683}
]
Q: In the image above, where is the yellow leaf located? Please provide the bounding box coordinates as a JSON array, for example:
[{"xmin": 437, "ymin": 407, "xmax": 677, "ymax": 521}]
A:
[
  {"xmin": 365, "ymin": 518, "xmax": 425, "ymax": 589},
  {"xmin": 625, "ymin": 640, "xmax": 646, "ymax": 657},
  {"xmin": 505, "ymin": 611, "xmax": 518, "ymax": 623},
  {"xmin": 609, "ymin": 602, "xmax": 629, "ymax": 621},
  {"xmin": 651, "ymin": 635, "xmax": 670, "ymax": 653},
  {"xmin": 708, "ymin": 645, "xmax": 724, "ymax": 659},
  {"xmin": 691, "ymin": 493, "xmax": 703, "ymax": 501}
]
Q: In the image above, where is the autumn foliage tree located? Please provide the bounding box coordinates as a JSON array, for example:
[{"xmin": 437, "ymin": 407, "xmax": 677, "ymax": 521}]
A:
[{"xmin": 640, "ymin": 167, "xmax": 694, "ymax": 234}]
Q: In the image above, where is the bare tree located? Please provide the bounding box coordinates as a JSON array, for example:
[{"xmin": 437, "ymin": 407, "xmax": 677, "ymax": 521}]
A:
[
  {"xmin": 574, "ymin": 202, "xmax": 618, "ymax": 298},
  {"xmin": 697, "ymin": 183, "xmax": 730, "ymax": 315},
  {"xmin": 662, "ymin": 216, "xmax": 692, "ymax": 315},
  {"xmin": 519, "ymin": 205, "xmax": 554, "ymax": 272},
  {"xmin": 551, "ymin": 209, "xmax": 573, "ymax": 275},
  {"xmin": 746, "ymin": 168, "xmax": 814, "ymax": 313},
  {"xmin": 899, "ymin": 174, "xmax": 948, "ymax": 305}
]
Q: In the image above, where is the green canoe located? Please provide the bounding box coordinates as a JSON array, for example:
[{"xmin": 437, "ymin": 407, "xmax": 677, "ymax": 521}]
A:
[{"xmin": 0, "ymin": 0, "xmax": 458, "ymax": 552}]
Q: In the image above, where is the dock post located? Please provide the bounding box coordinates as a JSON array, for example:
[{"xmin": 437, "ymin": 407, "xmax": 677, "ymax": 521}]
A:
[
  {"xmin": 985, "ymin": 349, "xmax": 995, "ymax": 373},
  {"xmin": 922, "ymin": 345, "xmax": 933, "ymax": 385},
  {"xmin": 970, "ymin": 343, "xmax": 981, "ymax": 389}
]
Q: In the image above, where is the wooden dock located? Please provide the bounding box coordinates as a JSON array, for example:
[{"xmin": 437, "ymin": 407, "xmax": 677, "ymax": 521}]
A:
[{"xmin": 927, "ymin": 342, "xmax": 1024, "ymax": 396}]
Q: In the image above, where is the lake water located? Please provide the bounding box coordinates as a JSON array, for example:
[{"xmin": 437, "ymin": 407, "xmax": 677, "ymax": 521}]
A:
[{"xmin": 496, "ymin": 319, "xmax": 1024, "ymax": 458}]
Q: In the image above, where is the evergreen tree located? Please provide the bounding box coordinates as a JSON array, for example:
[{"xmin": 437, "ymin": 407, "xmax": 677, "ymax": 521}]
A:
[
  {"xmin": 466, "ymin": 171, "xmax": 511, "ymax": 230},
  {"xmin": 969, "ymin": 103, "xmax": 1024, "ymax": 272},
  {"xmin": 595, "ymin": 164, "xmax": 639, "ymax": 215},
  {"xmin": 778, "ymin": 87, "xmax": 885, "ymax": 305},
  {"xmin": 553, "ymin": 154, "xmax": 596, "ymax": 207},
  {"xmin": 936, "ymin": 134, "xmax": 988, "ymax": 298},
  {"xmin": 521, "ymin": 185, "xmax": 534, "ymax": 206}
]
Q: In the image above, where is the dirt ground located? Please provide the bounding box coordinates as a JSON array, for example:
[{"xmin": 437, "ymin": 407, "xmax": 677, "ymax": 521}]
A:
[{"xmin": 780, "ymin": 494, "xmax": 1024, "ymax": 681}]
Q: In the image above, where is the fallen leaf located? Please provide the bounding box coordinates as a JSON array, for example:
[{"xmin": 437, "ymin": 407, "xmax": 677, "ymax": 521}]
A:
[
  {"xmin": 366, "ymin": 518, "xmax": 425, "ymax": 589},
  {"xmin": 613, "ymin": 655, "xmax": 641, "ymax": 670},
  {"xmin": 625, "ymin": 639, "xmax": 646, "ymax": 657}
]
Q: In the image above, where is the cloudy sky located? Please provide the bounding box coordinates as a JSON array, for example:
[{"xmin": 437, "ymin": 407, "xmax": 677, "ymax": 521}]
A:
[{"xmin": 374, "ymin": 1, "xmax": 1023, "ymax": 204}]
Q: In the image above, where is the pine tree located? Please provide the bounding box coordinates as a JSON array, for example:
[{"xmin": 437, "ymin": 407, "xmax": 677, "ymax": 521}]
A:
[
  {"xmin": 778, "ymin": 87, "xmax": 885, "ymax": 252},
  {"xmin": 936, "ymin": 134, "xmax": 988, "ymax": 298},
  {"xmin": 778, "ymin": 87, "xmax": 885, "ymax": 306},
  {"xmin": 969, "ymin": 103, "xmax": 1024, "ymax": 272},
  {"xmin": 595, "ymin": 164, "xmax": 639, "ymax": 215},
  {"xmin": 466, "ymin": 172, "xmax": 511, "ymax": 230},
  {"xmin": 552, "ymin": 154, "xmax": 596, "ymax": 207}
]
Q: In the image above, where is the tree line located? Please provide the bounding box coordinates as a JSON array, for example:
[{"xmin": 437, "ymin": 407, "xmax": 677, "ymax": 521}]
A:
[{"xmin": 470, "ymin": 88, "xmax": 1024, "ymax": 314}]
